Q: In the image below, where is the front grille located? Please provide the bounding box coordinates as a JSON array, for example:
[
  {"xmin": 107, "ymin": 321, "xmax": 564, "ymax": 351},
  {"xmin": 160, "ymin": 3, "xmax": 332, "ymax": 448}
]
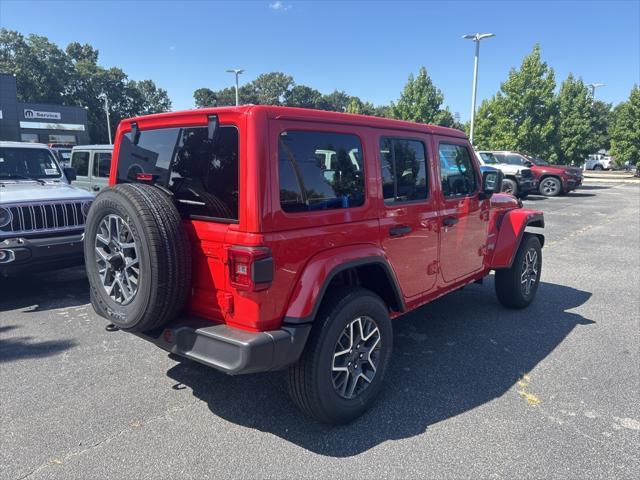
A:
[
  {"xmin": 1, "ymin": 201, "xmax": 89, "ymax": 236},
  {"xmin": 520, "ymin": 169, "xmax": 533, "ymax": 178}
]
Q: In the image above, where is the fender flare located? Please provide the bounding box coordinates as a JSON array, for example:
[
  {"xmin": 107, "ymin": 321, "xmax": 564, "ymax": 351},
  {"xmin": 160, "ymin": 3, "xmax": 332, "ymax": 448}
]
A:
[
  {"xmin": 283, "ymin": 245, "xmax": 405, "ymax": 324},
  {"xmin": 490, "ymin": 209, "xmax": 545, "ymax": 270}
]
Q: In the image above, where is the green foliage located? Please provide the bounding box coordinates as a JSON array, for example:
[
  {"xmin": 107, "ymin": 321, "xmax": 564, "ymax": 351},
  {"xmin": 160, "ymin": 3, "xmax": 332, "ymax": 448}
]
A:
[
  {"xmin": 473, "ymin": 45, "xmax": 558, "ymax": 160},
  {"xmin": 193, "ymin": 88, "xmax": 217, "ymax": 108},
  {"xmin": 0, "ymin": 28, "xmax": 171, "ymax": 143},
  {"xmin": 556, "ymin": 74, "xmax": 597, "ymax": 164},
  {"xmin": 284, "ymin": 85, "xmax": 323, "ymax": 109},
  {"xmin": 390, "ymin": 67, "xmax": 451, "ymax": 125},
  {"xmin": 609, "ymin": 85, "xmax": 640, "ymax": 165}
]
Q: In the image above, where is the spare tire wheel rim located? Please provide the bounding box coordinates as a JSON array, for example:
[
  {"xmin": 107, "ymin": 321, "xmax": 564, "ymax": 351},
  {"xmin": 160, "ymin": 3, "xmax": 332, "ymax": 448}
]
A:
[
  {"xmin": 94, "ymin": 214, "xmax": 140, "ymax": 305},
  {"xmin": 332, "ymin": 316, "xmax": 382, "ymax": 400}
]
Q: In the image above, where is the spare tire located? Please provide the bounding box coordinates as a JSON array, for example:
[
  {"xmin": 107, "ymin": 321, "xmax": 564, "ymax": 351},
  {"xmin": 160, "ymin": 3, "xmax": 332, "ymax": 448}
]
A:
[{"xmin": 84, "ymin": 183, "xmax": 192, "ymax": 332}]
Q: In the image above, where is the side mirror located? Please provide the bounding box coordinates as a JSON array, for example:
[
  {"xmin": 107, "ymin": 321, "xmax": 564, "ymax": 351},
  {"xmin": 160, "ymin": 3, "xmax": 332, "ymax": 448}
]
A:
[
  {"xmin": 480, "ymin": 169, "xmax": 503, "ymax": 198},
  {"xmin": 524, "ymin": 160, "xmax": 533, "ymax": 167},
  {"xmin": 63, "ymin": 167, "xmax": 77, "ymax": 182}
]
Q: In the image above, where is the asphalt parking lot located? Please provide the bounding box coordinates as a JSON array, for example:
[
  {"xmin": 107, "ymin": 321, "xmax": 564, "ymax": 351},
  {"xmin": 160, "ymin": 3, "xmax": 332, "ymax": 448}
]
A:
[{"xmin": 1, "ymin": 183, "xmax": 639, "ymax": 479}]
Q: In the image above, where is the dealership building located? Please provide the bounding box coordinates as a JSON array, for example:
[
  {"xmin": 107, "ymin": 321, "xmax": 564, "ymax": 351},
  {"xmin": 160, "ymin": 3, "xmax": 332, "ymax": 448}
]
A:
[{"xmin": 0, "ymin": 73, "xmax": 90, "ymax": 145}]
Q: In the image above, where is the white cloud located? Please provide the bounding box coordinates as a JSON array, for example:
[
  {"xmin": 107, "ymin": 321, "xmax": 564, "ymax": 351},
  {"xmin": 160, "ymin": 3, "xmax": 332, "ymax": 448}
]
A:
[{"xmin": 269, "ymin": 1, "xmax": 291, "ymax": 11}]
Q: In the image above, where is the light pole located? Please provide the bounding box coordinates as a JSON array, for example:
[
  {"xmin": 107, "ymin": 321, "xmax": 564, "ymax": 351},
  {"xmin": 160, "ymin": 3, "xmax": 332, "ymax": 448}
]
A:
[
  {"xmin": 463, "ymin": 33, "xmax": 495, "ymax": 146},
  {"xmin": 97, "ymin": 93, "xmax": 112, "ymax": 144},
  {"xmin": 226, "ymin": 68, "xmax": 244, "ymax": 106},
  {"xmin": 587, "ymin": 83, "xmax": 605, "ymax": 100}
]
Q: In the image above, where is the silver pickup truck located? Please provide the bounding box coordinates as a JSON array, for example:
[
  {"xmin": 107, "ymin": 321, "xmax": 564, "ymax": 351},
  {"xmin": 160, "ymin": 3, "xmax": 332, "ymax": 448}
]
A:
[{"xmin": 0, "ymin": 141, "xmax": 94, "ymax": 276}]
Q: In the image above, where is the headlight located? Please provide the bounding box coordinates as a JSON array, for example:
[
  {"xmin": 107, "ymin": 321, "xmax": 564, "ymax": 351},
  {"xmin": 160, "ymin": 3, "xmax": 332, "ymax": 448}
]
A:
[
  {"xmin": 0, "ymin": 207, "xmax": 12, "ymax": 228},
  {"xmin": 81, "ymin": 201, "xmax": 92, "ymax": 218}
]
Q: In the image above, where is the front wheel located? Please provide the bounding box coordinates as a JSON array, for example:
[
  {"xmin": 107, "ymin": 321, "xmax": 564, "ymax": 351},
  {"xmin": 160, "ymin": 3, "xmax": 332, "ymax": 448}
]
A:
[
  {"xmin": 287, "ymin": 288, "xmax": 393, "ymax": 424},
  {"xmin": 495, "ymin": 234, "xmax": 542, "ymax": 309},
  {"xmin": 539, "ymin": 177, "xmax": 562, "ymax": 196},
  {"xmin": 501, "ymin": 178, "xmax": 518, "ymax": 196}
]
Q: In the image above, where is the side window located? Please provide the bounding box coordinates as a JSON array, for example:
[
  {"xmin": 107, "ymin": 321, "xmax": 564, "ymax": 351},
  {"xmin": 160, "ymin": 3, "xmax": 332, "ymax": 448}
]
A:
[
  {"xmin": 278, "ymin": 130, "xmax": 365, "ymax": 213},
  {"xmin": 379, "ymin": 137, "xmax": 428, "ymax": 203},
  {"xmin": 438, "ymin": 143, "xmax": 478, "ymax": 197},
  {"xmin": 92, "ymin": 152, "xmax": 112, "ymax": 178},
  {"xmin": 71, "ymin": 151, "xmax": 89, "ymax": 176},
  {"xmin": 116, "ymin": 126, "xmax": 239, "ymax": 220},
  {"xmin": 506, "ymin": 154, "xmax": 524, "ymax": 166}
]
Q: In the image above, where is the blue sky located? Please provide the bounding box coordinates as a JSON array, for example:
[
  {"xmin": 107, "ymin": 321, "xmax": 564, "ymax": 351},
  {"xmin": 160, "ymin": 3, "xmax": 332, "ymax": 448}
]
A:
[{"xmin": 1, "ymin": 0, "xmax": 638, "ymax": 120}]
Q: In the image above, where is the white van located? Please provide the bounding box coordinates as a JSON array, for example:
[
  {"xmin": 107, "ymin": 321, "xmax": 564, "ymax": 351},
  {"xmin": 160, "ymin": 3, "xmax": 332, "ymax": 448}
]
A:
[{"xmin": 69, "ymin": 145, "xmax": 113, "ymax": 192}]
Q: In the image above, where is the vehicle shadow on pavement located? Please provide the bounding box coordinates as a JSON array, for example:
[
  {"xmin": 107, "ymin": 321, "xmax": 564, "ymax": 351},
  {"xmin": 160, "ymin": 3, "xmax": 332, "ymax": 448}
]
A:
[
  {"xmin": 166, "ymin": 280, "xmax": 593, "ymax": 457},
  {"xmin": 564, "ymin": 192, "xmax": 596, "ymax": 197},
  {"xmin": 0, "ymin": 325, "xmax": 77, "ymax": 363},
  {"xmin": 577, "ymin": 185, "xmax": 611, "ymax": 190},
  {"xmin": 0, "ymin": 266, "xmax": 89, "ymax": 313}
]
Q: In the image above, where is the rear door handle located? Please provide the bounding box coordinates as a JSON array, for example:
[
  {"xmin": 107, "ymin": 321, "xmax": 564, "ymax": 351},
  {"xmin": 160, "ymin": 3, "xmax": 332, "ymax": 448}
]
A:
[
  {"xmin": 442, "ymin": 217, "xmax": 459, "ymax": 227},
  {"xmin": 389, "ymin": 225, "xmax": 412, "ymax": 237},
  {"xmin": 91, "ymin": 185, "xmax": 100, "ymax": 191}
]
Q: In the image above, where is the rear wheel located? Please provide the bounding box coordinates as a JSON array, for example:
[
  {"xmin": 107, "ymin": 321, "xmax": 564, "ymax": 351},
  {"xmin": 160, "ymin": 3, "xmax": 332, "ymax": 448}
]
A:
[
  {"xmin": 501, "ymin": 178, "xmax": 518, "ymax": 196},
  {"xmin": 495, "ymin": 234, "xmax": 542, "ymax": 309},
  {"xmin": 84, "ymin": 184, "xmax": 192, "ymax": 332},
  {"xmin": 287, "ymin": 288, "xmax": 393, "ymax": 424},
  {"xmin": 539, "ymin": 177, "xmax": 562, "ymax": 196},
  {"xmin": 594, "ymin": 164, "xmax": 603, "ymax": 171}
]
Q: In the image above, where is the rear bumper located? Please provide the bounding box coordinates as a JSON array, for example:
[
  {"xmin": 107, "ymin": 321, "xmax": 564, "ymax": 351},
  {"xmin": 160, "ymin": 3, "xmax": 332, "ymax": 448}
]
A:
[
  {"xmin": 134, "ymin": 317, "xmax": 312, "ymax": 375},
  {"xmin": 0, "ymin": 232, "xmax": 84, "ymax": 276}
]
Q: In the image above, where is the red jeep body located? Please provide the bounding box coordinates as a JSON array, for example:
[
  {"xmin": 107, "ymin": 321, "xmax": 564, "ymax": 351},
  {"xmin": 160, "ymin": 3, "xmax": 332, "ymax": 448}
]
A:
[{"xmin": 105, "ymin": 106, "xmax": 543, "ymax": 376}]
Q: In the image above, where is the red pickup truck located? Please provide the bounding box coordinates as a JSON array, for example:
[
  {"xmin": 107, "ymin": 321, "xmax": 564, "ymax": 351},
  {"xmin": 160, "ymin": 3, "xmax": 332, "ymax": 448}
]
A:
[{"xmin": 85, "ymin": 106, "xmax": 544, "ymax": 424}]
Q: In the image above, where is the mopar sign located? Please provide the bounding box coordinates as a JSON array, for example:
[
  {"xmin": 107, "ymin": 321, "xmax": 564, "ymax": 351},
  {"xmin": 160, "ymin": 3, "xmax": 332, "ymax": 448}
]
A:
[{"xmin": 23, "ymin": 109, "xmax": 62, "ymax": 120}]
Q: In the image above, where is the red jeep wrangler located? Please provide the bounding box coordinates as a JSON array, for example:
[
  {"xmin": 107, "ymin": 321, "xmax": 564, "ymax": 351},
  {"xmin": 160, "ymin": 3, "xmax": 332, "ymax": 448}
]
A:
[{"xmin": 85, "ymin": 106, "xmax": 544, "ymax": 424}]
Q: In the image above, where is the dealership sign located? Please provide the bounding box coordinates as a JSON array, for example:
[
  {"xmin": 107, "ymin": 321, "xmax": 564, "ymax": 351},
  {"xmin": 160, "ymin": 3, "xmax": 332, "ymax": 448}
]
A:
[{"xmin": 23, "ymin": 109, "xmax": 62, "ymax": 120}]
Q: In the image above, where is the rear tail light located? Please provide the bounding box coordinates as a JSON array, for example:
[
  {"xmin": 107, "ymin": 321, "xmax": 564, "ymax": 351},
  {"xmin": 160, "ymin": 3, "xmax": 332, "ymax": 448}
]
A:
[{"xmin": 228, "ymin": 246, "xmax": 273, "ymax": 291}]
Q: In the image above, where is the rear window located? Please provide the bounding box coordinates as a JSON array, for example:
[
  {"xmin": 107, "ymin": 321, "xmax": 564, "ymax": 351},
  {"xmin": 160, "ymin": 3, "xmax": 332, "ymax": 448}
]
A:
[
  {"xmin": 116, "ymin": 126, "xmax": 239, "ymax": 221},
  {"xmin": 0, "ymin": 147, "xmax": 61, "ymax": 179},
  {"xmin": 278, "ymin": 130, "xmax": 365, "ymax": 213}
]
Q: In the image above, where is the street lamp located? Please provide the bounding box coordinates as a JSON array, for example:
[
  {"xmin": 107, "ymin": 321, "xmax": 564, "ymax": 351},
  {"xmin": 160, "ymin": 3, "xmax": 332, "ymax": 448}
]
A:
[
  {"xmin": 587, "ymin": 83, "xmax": 605, "ymax": 100},
  {"xmin": 462, "ymin": 33, "xmax": 495, "ymax": 146},
  {"xmin": 97, "ymin": 93, "xmax": 112, "ymax": 144},
  {"xmin": 226, "ymin": 68, "xmax": 244, "ymax": 106}
]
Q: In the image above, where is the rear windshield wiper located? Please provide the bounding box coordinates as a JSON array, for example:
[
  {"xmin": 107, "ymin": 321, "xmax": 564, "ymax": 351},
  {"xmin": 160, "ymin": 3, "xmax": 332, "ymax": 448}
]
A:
[{"xmin": 0, "ymin": 174, "xmax": 47, "ymax": 185}]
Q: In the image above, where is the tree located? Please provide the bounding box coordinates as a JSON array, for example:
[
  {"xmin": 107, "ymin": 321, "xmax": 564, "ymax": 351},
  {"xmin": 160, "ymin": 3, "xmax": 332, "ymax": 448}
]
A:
[
  {"xmin": 590, "ymin": 100, "xmax": 612, "ymax": 151},
  {"xmin": 1, "ymin": 29, "xmax": 171, "ymax": 143},
  {"xmin": 609, "ymin": 85, "xmax": 640, "ymax": 166},
  {"xmin": 194, "ymin": 87, "xmax": 217, "ymax": 108},
  {"xmin": 251, "ymin": 72, "xmax": 293, "ymax": 105},
  {"xmin": 346, "ymin": 97, "xmax": 376, "ymax": 115},
  {"xmin": 320, "ymin": 90, "xmax": 351, "ymax": 112},
  {"xmin": 390, "ymin": 67, "xmax": 451, "ymax": 125},
  {"xmin": 556, "ymin": 74, "xmax": 596, "ymax": 164},
  {"xmin": 284, "ymin": 85, "xmax": 323, "ymax": 108},
  {"xmin": 473, "ymin": 45, "xmax": 558, "ymax": 160},
  {"xmin": 0, "ymin": 29, "xmax": 73, "ymax": 104}
]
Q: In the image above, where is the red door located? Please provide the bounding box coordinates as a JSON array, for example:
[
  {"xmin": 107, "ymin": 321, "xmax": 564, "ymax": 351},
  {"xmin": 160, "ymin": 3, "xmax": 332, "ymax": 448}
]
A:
[
  {"xmin": 434, "ymin": 137, "xmax": 489, "ymax": 284},
  {"xmin": 377, "ymin": 134, "xmax": 439, "ymax": 299}
]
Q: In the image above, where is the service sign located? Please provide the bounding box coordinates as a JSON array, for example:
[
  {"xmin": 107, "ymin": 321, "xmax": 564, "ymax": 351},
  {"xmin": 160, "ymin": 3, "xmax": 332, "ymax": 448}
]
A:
[{"xmin": 23, "ymin": 109, "xmax": 62, "ymax": 120}]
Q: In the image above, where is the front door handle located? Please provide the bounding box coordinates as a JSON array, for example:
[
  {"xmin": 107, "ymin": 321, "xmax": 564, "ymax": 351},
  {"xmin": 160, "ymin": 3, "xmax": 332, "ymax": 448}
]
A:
[
  {"xmin": 442, "ymin": 216, "xmax": 459, "ymax": 227},
  {"xmin": 92, "ymin": 185, "xmax": 100, "ymax": 191},
  {"xmin": 389, "ymin": 225, "xmax": 412, "ymax": 237}
]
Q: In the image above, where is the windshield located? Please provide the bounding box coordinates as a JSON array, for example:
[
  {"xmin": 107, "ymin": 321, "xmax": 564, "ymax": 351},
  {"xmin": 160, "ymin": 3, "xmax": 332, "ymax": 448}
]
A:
[
  {"xmin": 528, "ymin": 156, "xmax": 549, "ymax": 166},
  {"xmin": 479, "ymin": 152, "xmax": 498, "ymax": 164},
  {"xmin": 0, "ymin": 147, "xmax": 62, "ymax": 180}
]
